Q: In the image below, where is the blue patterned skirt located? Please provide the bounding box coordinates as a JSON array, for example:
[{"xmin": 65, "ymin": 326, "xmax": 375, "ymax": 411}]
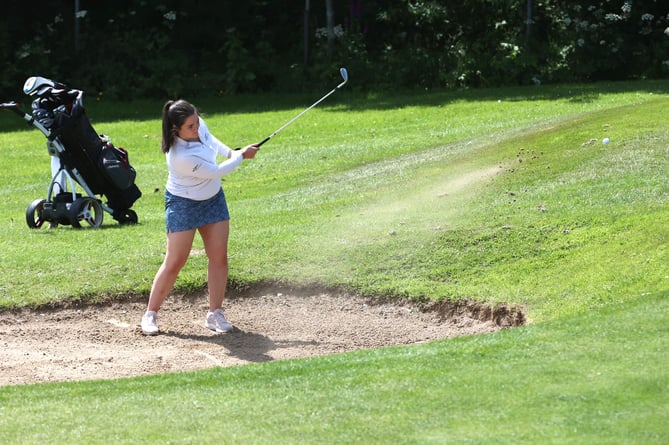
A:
[{"xmin": 164, "ymin": 188, "xmax": 230, "ymax": 232}]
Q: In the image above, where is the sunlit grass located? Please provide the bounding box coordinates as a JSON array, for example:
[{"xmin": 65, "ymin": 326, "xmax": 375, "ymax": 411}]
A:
[{"xmin": 0, "ymin": 81, "xmax": 667, "ymax": 316}]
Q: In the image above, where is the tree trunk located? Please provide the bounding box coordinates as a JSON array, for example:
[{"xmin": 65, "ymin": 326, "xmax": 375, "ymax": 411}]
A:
[
  {"xmin": 304, "ymin": 0, "xmax": 311, "ymax": 68},
  {"xmin": 326, "ymin": 0, "xmax": 334, "ymax": 59}
]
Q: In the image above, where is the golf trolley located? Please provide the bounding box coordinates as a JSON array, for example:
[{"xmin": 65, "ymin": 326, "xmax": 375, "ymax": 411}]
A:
[{"xmin": 1, "ymin": 76, "xmax": 141, "ymax": 228}]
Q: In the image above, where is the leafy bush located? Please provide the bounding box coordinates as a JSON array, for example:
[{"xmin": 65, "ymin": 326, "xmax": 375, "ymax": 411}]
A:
[{"xmin": 0, "ymin": 0, "xmax": 667, "ymax": 99}]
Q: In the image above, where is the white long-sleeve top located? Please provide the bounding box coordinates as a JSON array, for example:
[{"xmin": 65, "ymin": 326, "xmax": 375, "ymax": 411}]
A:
[{"xmin": 165, "ymin": 117, "xmax": 243, "ymax": 200}]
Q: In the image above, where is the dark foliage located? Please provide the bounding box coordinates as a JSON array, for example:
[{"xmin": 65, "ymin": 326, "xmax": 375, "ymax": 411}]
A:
[{"xmin": 1, "ymin": 0, "xmax": 667, "ymax": 100}]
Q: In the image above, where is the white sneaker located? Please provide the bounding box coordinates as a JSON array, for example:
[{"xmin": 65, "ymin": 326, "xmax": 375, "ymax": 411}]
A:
[
  {"xmin": 205, "ymin": 309, "xmax": 234, "ymax": 333},
  {"xmin": 141, "ymin": 310, "xmax": 159, "ymax": 335}
]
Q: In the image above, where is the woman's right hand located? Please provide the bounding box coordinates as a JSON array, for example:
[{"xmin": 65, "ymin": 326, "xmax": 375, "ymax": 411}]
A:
[{"xmin": 241, "ymin": 144, "xmax": 259, "ymax": 159}]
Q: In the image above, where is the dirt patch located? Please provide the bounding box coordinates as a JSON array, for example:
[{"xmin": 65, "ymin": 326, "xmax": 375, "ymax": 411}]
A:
[{"xmin": 0, "ymin": 287, "xmax": 525, "ymax": 386}]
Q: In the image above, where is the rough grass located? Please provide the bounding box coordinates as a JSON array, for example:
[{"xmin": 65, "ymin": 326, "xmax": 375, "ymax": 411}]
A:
[{"xmin": 1, "ymin": 81, "xmax": 666, "ymax": 315}]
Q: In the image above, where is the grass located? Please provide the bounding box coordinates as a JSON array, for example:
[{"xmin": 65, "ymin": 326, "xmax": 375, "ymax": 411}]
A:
[
  {"xmin": 1, "ymin": 80, "xmax": 666, "ymax": 312},
  {"xmin": 0, "ymin": 79, "xmax": 668, "ymax": 443}
]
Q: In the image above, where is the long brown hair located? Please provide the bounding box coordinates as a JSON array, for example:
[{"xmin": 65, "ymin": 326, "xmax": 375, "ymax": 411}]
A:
[{"xmin": 161, "ymin": 99, "xmax": 198, "ymax": 153}]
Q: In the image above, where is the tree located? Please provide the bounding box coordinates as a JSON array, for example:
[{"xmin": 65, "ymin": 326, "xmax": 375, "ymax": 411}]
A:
[{"xmin": 1, "ymin": 0, "xmax": 666, "ymax": 100}]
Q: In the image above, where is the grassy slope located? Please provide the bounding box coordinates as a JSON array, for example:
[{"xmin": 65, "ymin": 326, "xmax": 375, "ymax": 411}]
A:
[
  {"xmin": 228, "ymin": 96, "xmax": 668, "ymax": 322},
  {"xmin": 3, "ymin": 82, "xmax": 666, "ymax": 314}
]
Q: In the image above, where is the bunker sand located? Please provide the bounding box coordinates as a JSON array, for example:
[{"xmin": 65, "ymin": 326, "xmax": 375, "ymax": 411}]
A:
[{"xmin": 0, "ymin": 289, "xmax": 524, "ymax": 386}]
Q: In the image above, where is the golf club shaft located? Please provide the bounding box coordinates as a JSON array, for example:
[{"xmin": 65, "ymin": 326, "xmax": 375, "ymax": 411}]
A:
[
  {"xmin": 233, "ymin": 68, "xmax": 348, "ymax": 151},
  {"xmin": 258, "ymin": 83, "xmax": 343, "ymax": 147}
]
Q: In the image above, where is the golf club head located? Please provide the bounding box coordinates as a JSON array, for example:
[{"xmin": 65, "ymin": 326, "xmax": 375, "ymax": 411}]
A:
[{"xmin": 338, "ymin": 67, "xmax": 349, "ymax": 87}]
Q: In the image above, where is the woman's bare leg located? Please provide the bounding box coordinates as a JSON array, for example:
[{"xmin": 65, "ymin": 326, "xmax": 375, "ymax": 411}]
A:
[
  {"xmin": 146, "ymin": 229, "xmax": 196, "ymax": 312},
  {"xmin": 198, "ymin": 220, "xmax": 230, "ymax": 311}
]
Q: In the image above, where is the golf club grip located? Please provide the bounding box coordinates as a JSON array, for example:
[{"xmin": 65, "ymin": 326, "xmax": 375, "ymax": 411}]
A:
[{"xmin": 232, "ymin": 137, "xmax": 268, "ymax": 151}]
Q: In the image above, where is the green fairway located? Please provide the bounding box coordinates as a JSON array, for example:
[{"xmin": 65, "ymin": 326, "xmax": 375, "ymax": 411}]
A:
[{"xmin": 0, "ymin": 80, "xmax": 667, "ymax": 443}]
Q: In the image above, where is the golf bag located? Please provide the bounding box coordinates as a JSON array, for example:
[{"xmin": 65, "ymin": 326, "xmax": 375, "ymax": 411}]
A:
[{"xmin": 1, "ymin": 76, "xmax": 141, "ymax": 228}]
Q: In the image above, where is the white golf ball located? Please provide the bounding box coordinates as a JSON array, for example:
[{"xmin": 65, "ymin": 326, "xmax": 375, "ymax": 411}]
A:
[{"xmin": 602, "ymin": 137, "xmax": 610, "ymax": 145}]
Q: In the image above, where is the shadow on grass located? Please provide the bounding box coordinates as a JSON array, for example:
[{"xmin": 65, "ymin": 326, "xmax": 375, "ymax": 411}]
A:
[{"xmin": 3, "ymin": 79, "xmax": 667, "ymax": 133}]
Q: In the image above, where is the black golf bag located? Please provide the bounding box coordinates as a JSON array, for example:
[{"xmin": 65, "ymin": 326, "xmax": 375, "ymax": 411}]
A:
[{"xmin": 1, "ymin": 76, "xmax": 141, "ymax": 228}]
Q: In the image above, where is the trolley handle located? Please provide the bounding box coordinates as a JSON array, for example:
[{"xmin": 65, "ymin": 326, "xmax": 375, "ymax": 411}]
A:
[
  {"xmin": 0, "ymin": 101, "xmax": 27, "ymax": 117},
  {"xmin": 1, "ymin": 101, "xmax": 50, "ymax": 136}
]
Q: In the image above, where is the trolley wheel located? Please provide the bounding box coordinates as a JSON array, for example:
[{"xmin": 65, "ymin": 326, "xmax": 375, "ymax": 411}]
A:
[
  {"xmin": 116, "ymin": 209, "xmax": 138, "ymax": 225},
  {"xmin": 26, "ymin": 199, "xmax": 47, "ymax": 229},
  {"xmin": 70, "ymin": 197, "xmax": 103, "ymax": 228}
]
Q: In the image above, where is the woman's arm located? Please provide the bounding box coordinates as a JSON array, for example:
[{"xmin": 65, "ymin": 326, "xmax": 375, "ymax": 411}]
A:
[{"xmin": 170, "ymin": 149, "xmax": 243, "ymax": 179}]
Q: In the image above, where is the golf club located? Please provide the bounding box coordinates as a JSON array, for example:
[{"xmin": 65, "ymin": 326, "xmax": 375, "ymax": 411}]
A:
[{"xmin": 256, "ymin": 67, "xmax": 348, "ymax": 147}]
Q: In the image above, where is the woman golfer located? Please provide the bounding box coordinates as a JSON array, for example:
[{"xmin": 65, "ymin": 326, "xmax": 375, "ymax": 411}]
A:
[{"xmin": 141, "ymin": 99, "xmax": 258, "ymax": 335}]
